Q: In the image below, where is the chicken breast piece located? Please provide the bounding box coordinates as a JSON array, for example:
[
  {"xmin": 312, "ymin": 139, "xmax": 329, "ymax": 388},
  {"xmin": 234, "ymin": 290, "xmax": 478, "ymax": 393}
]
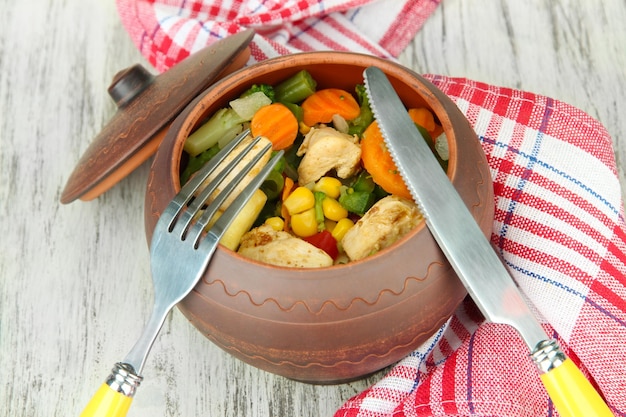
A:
[
  {"xmin": 238, "ymin": 224, "xmax": 333, "ymax": 268},
  {"xmin": 196, "ymin": 134, "xmax": 272, "ymax": 210},
  {"xmin": 341, "ymin": 195, "xmax": 422, "ymax": 261},
  {"xmin": 296, "ymin": 126, "xmax": 361, "ymax": 185}
]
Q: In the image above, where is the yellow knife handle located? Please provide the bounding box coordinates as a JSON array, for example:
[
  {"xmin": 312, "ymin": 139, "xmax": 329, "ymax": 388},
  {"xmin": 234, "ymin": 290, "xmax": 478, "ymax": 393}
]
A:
[
  {"xmin": 533, "ymin": 341, "xmax": 614, "ymax": 417},
  {"xmin": 540, "ymin": 358, "xmax": 614, "ymax": 417},
  {"xmin": 80, "ymin": 383, "xmax": 133, "ymax": 417},
  {"xmin": 80, "ymin": 363, "xmax": 142, "ymax": 417}
]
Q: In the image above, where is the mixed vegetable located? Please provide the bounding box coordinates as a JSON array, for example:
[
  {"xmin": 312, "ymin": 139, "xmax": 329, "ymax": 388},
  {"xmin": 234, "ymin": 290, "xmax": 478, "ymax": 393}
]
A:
[{"xmin": 181, "ymin": 70, "xmax": 449, "ymax": 268}]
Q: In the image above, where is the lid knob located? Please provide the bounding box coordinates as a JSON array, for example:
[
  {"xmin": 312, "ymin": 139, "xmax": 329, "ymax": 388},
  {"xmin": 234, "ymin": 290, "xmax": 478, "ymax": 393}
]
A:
[{"xmin": 108, "ymin": 64, "xmax": 155, "ymax": 108}]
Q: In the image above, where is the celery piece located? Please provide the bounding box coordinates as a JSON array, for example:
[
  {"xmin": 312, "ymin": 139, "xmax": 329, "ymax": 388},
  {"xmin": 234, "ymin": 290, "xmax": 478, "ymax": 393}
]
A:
[
  {"xmin": 230, "ymin": 91, "xmax": 272, "ymax": 120},
  {"xmin": 183, "ymin": 108, "xmax": 245, "ymax": 157},
  {"xmin": 180, "ymin": 144, "xmax": 220, "ymax": 185},
  {"xmin": 259, "ymin": 153, "xmax": 286, "ymax": 201},
  {"xmin": 217, "ymin": 124, "xmax": 245, "ymax": 149},
  {"xmin": 274, "ymin": 70, "xmax": 317, "ymax": 104},
  {"xmin": 314, "ymin": 191, "xmax": 326, "ymax": 227},
  {"xmin": 260, "ymin": 169, "xmax": 285, "ymax": 201}
]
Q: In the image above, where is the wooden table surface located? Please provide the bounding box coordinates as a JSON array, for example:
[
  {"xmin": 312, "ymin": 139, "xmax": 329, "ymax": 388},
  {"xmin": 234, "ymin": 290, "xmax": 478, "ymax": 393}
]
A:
[{"xmin": 1, "ymin": 1, "xmax": 625, "ymax": 416}]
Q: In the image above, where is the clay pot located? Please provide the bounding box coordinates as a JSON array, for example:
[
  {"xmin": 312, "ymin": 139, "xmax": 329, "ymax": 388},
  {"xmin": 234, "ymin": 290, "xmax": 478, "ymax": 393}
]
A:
[{"xmin": 145, "ymin": 52, "xmax": 493, "ymax": 383}]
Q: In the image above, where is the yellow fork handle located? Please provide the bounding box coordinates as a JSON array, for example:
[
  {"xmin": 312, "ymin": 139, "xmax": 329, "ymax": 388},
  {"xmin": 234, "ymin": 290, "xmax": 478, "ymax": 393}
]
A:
[
  {"xmin": 540, "ymin": 358, "xmax": 614, "ymax": 417},
  {"xmin": 80, "ymin": 383, "xmax": 133, "ymax": 417},
  {"xmin": 80, "ymin": 363, "xmax": 142, "ymax": 417}
]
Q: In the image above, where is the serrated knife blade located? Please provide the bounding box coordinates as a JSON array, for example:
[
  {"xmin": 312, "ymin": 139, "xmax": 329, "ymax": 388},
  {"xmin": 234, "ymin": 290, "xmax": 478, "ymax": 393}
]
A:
[{"xmin": 363, "ymin": 66, "xmax": 613, "ymax": 417}]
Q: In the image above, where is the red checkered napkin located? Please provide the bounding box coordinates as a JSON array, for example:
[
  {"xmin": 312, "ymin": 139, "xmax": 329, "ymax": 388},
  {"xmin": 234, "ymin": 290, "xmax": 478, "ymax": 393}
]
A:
[
  {"xmin": 115, "ymin": 0, "xmax": 439, "ymax": 71},
  {"xmin": 116, "ymin": 2, "xmax": 626, "ymax": 415},
  {"xmin": 335, "ymin": 76, "xmax": 626, "ymax": 416}
]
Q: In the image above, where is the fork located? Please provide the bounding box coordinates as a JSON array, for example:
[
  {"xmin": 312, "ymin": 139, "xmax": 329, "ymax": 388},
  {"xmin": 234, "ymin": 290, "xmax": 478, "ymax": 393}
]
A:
[{"xmin": 80, "ymin": 129, "xmax": 283, "ymax": 417}]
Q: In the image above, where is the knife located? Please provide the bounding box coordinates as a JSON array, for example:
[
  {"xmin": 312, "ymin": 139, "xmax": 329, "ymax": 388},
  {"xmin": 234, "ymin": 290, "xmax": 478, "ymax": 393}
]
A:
[{"xmin": 363, "ymin": 66, "xmax": 614, "ymax": 417}]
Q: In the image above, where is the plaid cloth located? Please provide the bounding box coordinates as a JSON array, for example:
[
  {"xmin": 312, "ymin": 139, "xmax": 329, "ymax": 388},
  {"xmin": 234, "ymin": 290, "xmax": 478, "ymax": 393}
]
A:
[
  {"xmin": 335, "ymin": 76, "xmax": 626, "ymax": 416},
  {"xmin": 116, "ymin": 1, "xmax": 626, "ymax": 415},
  {"xmin": 116, "ymin": 0, "xmax": 439, "ymax": 71}
]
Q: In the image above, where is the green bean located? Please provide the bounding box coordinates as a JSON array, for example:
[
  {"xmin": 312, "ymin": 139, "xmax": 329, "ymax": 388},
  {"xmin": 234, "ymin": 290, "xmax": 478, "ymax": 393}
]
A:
[{"xmin": 274, "ymin": 70, "xmax": 317, "ymax": 104}]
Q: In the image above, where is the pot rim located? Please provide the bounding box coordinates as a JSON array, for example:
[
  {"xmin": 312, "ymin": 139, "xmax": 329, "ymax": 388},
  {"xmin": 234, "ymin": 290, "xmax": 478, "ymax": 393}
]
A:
[{"xmin": 151, "ymin": 51, "xmax": 467, "ymax": 272}]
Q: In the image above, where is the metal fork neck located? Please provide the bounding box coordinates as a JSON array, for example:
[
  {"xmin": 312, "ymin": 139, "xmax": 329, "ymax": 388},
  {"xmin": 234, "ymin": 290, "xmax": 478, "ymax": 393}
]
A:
[
  {"xmin": 122, "ymin": 300, "xmax": 171, "ymax": 375},
  {"xmin": 105, "ymin": 362, "xmax": 143, "ymax": 397}
]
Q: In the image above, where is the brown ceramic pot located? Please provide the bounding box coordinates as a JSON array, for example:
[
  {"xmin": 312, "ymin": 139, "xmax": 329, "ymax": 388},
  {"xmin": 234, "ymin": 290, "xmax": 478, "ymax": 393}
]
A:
[{"xmin": 145, "ymin": 52, "xmax": 493, "ymax": 383}]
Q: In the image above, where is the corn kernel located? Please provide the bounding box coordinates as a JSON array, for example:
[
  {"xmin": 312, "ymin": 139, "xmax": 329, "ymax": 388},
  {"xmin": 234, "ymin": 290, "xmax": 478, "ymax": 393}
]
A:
[
  {"xmin": 283, "ymin": 186, "xmax": 315, "ymax": 215},
  {"xmin": 313, "ymin": 177, "xmax": 342, "ymax": 199},
  {"xmin": 290, "ymin": 208, "xmax": 318, "ymax": 237},
  {"xmin": 331, "ymin": 218, "xmax": 354, "ymax": 242},
  {"xmin": 265, "ymin": 216, "xmax": 285, "ymax": 231},
  {"xmin": 324, "ymin": 219, "xmax": 337, "ymax": 233},
  {"xmin": 299, "ymin": 121, "xmax": 311, "ymax": 135},
  {"xmin": 322, "ymin": 198, "xmax": 348, "ymax": 221}
]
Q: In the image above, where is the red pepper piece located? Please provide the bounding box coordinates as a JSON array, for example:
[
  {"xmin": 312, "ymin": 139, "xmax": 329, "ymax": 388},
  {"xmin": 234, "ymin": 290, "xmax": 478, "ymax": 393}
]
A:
[{"xmin": 303, "ymin": 230, "xmax": 339, "ymax": 260}]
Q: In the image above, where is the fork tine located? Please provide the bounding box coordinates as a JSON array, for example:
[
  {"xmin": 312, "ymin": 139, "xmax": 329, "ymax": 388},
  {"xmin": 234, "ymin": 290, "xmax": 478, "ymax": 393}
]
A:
[
  {"xmin": 173, "ymin": 135, "xmax": 266, "ymax": 240},
  {"xmin": 193, "ymin": 149, "xmax": 284, "ymax": 250},
  {"xmin": 160, "ymin": 129, "xmax": 252, "ymax": 232},
  {"xmin": 191, "ymin": 140, "xmax": 270, "ymax": 228}
]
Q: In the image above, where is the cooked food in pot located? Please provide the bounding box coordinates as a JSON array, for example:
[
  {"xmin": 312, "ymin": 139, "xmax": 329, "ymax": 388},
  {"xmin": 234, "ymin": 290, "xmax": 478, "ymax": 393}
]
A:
[{"xmin": 181, "ymin": 70, "xmax": 449, "ymax": 267}]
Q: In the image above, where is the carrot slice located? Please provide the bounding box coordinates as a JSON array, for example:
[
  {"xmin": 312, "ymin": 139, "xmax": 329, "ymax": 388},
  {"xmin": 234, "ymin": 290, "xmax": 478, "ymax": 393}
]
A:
[
  {"xmin": 301, "ymin": 88, "xmax": 360, "ymax": 127},
  {"xmin": 250, "ymin": 103, "xmax": 299, "ymax": 150},
  {"xmin": 360, "ymin": 120, "xmax": 412, "ymax": 200},
  {"xmin": 408, "ymin": 107, "xmax": 444, "ymax": 139},
  {"xmin": 408, "ymin": 108, "xmax": 436, "ymax": 132}
]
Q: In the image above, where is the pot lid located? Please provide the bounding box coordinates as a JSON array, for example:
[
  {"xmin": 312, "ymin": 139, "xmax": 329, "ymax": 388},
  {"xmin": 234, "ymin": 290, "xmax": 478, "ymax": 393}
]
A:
[{"xmin": 60, "ymin": 29, "xmax": 255, "ymax": 204}]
